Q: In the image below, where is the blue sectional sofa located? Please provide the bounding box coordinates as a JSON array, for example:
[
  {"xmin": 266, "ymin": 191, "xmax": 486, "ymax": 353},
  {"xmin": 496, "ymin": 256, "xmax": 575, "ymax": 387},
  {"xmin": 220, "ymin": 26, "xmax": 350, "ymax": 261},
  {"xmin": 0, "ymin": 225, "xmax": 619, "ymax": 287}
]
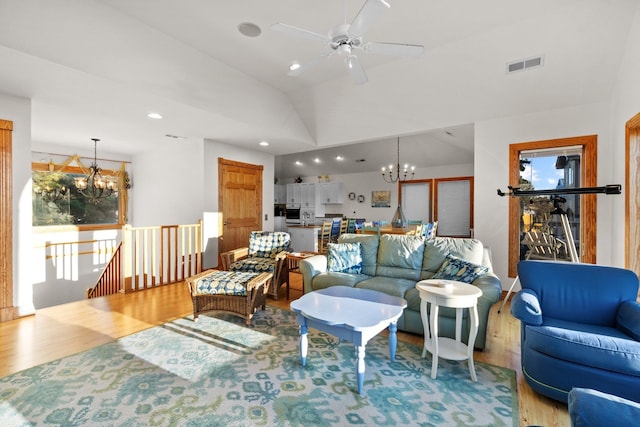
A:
[
  {"xmin": 511, "ymin": 260, "xmax": 640, "ymax": 403},
  {"xmin": 299, "ymin": 233, "xmax": 502, "ymax": 350}
]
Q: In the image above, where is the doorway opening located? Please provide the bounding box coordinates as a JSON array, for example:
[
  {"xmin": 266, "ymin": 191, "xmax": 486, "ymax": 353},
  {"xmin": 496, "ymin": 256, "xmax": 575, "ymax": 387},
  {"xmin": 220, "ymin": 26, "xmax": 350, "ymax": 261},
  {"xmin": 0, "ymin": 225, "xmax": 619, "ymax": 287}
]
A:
[{"xmin": 508, "ymin": 135, "xmax": 597, "ymax": 277}]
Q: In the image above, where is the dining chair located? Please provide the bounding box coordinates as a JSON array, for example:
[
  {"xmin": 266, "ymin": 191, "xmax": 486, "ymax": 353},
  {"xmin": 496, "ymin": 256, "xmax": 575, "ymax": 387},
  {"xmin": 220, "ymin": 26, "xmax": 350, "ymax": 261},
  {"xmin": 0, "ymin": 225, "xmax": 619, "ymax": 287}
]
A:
[
  {"xmin": 318, "ymin": 221, "xmax": 333, "ymax": 253},
  {"xmin": 362, "ymin": 226, "xmax": 381, "ymax": 235},
  {"xmin": 346, "ymin": 218, "xmax": 357, "ymax": 233},
  {"xmin": 339, "ymin": 218, "xmax": 348, "ymax": 235}
]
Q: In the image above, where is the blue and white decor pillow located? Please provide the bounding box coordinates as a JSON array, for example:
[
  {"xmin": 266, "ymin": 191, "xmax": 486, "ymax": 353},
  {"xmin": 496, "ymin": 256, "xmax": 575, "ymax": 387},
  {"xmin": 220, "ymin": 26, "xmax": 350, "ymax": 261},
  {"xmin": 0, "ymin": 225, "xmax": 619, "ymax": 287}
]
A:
[
  {"xmin": 327, "ymin": 242, "xmax": 363, "ymax": 274},
  {"xmin": 431, "ymin": 253, "xmax": 489, "ymax": 283}
]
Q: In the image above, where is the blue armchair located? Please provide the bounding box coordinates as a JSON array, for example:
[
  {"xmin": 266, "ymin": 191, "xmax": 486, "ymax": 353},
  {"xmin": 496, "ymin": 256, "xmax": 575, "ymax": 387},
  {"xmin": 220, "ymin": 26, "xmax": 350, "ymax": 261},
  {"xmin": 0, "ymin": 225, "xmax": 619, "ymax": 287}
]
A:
[
  {"xmin": 220, "ymin": 231, "xmax": 290, "ymax": 300},
  {"xmin": 568, "ymin": 388, "xmax": 640, "ymax": 427},
  {"xmin": 510, "ymin": 260, "xmax": 640, "ymax": 403}
]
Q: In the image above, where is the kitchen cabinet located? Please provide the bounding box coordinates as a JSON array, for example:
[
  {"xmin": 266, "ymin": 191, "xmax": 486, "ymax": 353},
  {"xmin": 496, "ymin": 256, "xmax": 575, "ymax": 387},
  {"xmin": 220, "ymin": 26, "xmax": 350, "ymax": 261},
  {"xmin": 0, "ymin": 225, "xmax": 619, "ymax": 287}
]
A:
[
  {"xmin": 317, "ymin": 182, "xmax": 344, "ymax": 204},
  {"xmin": 286, "ymin": 183, "xmax": 302, "ymax": 204},
  {"xmin": 274, "ymin": 184, "xmax": 286, "ymax": 204},
  {"xmin": 300, "ymin": 183, "xmax": 315, "ymax": 208}
]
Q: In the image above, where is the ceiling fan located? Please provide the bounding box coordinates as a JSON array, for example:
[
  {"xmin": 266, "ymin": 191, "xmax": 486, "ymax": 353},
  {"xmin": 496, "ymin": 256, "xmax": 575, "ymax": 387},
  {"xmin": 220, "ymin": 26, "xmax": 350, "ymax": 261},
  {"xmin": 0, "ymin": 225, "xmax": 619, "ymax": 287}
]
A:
[{"xmin": 271, "ymin": 0, "xmax": 424, "ymax": 85}]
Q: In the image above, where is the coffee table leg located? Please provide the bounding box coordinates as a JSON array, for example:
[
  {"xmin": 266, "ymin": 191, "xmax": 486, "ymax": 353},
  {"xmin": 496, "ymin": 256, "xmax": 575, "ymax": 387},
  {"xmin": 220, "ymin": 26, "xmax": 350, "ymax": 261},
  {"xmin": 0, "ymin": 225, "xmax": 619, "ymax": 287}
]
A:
[
  {"xmin": 355, "ymin": 345, "xmax": 365, "ymax": 395},
  {"xmin": 299, "ymin": 320, "xmax": 308, "ymax": 367},
  {"xmin": 388, "ymin": 322, "xmax": 398, "ymax": 360}
]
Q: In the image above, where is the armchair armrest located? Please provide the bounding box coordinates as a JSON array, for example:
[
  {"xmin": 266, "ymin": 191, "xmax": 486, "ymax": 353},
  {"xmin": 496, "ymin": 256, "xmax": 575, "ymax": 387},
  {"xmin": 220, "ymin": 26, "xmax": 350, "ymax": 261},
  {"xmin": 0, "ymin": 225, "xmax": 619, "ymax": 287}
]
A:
[
  {"xmin": 510, "ymin": 288, "xmax": 543, "ymax": 326},
  {"xmin": 616, "ymin": 300, "xmax": 640, "ymax": 341},
  {"xmin": 472, "ymin": 273, "xmax": 502, "ymax": 306},
  {"xmin": 299, "ymin": 255, "xmax": 328, "ymax": 293},
  {"xmin": 220, "ymin": 247, "xmax": 249, "ymax": 270}
]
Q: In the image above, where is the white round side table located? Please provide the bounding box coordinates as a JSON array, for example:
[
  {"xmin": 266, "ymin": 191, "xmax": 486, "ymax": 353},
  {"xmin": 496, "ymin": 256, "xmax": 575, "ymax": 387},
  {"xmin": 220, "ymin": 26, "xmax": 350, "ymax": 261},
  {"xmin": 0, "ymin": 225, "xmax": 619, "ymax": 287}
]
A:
[{"xmin": 416, "ymin": 279, "xmax": 482, "ymax": 381}]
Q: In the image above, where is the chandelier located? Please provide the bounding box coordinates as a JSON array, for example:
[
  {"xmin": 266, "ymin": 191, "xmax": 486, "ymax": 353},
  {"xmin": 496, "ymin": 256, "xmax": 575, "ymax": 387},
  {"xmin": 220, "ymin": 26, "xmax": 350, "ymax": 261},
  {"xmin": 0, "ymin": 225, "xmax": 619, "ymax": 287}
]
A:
[
  {"xmin": 33, "ymin": 181, "xmax": 68, "ymax": 203},
  {"xmin": 381, "ymin": 137, "xmax": 415, "ymax": 183},
  {"xmin": 73, "ymin": 138, "xmax": 116, "ymax": 202}
]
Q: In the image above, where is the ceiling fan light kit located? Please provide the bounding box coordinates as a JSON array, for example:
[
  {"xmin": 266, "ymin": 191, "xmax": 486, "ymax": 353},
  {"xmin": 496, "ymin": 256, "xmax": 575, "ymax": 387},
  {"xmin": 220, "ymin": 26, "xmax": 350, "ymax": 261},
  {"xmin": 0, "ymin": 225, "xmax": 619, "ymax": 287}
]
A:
[{"xmin": 271, "ymin": 0, "xmax": 424, "ymax": 85}]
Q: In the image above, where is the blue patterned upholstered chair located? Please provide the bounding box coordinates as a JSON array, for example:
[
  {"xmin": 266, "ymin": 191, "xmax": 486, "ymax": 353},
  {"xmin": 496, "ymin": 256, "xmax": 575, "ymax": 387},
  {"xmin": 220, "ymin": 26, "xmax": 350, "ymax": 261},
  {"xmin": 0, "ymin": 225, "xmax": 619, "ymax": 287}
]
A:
[{"xmin": 220, "ymin": 231, "xmax": 290, "ymax": 299}]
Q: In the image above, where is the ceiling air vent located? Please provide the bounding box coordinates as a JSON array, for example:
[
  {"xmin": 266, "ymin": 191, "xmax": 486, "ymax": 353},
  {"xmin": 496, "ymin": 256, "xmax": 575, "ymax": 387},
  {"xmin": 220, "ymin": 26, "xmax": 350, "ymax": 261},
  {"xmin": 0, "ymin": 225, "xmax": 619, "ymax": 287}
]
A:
[{"xmin": 507, "ymin": 55, "xmax": 544, "ymax": 74}]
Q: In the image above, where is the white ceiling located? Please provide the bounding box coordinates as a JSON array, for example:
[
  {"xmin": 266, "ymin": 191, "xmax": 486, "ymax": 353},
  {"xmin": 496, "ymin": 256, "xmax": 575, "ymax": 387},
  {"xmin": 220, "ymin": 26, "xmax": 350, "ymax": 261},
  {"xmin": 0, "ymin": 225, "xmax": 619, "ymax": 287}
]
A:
[{"xmin": 0, "ymin": 0, "xmax": 637, "ymax": 177}]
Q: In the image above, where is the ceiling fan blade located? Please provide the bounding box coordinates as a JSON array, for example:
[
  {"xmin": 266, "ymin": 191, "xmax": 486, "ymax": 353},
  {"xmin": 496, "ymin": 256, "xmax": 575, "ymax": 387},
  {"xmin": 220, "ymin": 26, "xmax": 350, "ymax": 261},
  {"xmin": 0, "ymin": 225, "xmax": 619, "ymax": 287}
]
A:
[
  {"xmin": 288, "ymin": 53, "xmax": 334, "ymax": 77},
  {"xmin": 350, "ymin": 0, "xmax": 390, "ymax": 38},
  {"xmin": 364, "ymin": 42, "xmax": 425, "ymax": 57},
  {"xmin": 270, "ymin": 23, "xmax": 329, "ymax": 43},
  {"xmin": 346, "ymin": 56, "xmax": 368, "ymax": 85}
]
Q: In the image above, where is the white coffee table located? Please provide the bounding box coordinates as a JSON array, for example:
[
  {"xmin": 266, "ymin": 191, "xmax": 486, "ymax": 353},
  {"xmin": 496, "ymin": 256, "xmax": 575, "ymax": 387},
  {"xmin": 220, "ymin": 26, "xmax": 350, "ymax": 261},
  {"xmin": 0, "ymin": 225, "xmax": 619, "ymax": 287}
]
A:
[
  {"xmin": 289, "ymin": 286, "xmax": 407, "ymax": 395},
  {"xmin": 415, "ymin": 279, "xmax": 482, "ymax": 381}
]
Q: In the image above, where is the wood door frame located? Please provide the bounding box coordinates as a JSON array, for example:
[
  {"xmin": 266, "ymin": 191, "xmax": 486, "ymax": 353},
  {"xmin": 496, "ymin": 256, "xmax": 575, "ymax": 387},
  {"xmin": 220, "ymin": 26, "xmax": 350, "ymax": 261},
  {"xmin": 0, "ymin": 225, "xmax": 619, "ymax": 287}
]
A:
[
  {"xmin": 625, "ymin": 113, "xmax": 640, "ymax": 276},
  {"xmin": 1, "ymin": 119, "xmax": 14, "ymax": 322},
  {"xmin": 508, "ymin": 135, "xmax": 597, "ymax": 277}
]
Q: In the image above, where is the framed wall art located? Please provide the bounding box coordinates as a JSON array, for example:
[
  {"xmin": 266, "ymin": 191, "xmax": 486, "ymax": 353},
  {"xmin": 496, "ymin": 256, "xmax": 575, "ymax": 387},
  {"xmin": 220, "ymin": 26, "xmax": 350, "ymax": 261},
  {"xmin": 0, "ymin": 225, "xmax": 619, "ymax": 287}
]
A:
[{"xmin": 371, "ymin": 190, "xmax": 391, "ymax": 208}]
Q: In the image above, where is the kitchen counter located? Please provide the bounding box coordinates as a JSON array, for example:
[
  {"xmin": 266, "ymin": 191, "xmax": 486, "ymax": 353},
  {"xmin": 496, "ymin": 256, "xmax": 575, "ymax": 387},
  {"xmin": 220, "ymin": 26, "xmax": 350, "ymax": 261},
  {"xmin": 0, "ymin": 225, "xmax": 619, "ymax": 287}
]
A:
[{"xmin": 287, "ymin": 225, "xmax": 321, "ymax": 252}]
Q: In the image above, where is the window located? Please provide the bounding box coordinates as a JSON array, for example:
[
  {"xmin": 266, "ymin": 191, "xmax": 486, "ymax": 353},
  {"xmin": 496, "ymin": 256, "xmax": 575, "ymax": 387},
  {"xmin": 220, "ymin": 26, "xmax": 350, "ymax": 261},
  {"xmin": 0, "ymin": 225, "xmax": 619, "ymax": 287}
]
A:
[
  {"xmin": 400, "ymin": 176, "xmax": 473, "ymax": 237},
  {"xmin": 32, "ymin": 157, "xmax": 129, "ymax": 229}
]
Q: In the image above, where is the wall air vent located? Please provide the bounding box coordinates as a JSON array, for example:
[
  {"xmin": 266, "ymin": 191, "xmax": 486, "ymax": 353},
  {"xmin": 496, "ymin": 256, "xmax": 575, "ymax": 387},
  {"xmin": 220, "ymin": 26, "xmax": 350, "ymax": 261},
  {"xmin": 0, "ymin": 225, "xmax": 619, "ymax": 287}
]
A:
[{"xmin": 507, "ymin": 55, "xmax": 544, "ymax": 74}]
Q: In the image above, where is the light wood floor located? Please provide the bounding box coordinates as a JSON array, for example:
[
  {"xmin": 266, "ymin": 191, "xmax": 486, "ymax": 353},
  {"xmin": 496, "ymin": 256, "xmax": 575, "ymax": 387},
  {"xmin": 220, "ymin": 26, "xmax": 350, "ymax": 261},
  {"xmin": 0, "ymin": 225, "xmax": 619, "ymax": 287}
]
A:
[{"xmin": 0, "ymin": 275, "xmax": 569, "ymax": 426}]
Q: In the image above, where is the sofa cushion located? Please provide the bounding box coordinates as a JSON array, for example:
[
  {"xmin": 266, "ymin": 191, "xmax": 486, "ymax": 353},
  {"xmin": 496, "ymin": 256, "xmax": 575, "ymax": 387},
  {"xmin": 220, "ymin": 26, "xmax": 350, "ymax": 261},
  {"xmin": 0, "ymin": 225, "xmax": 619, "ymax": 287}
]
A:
[
  {"xmin": 431, "ymin": 253, "xmax": 489, "ymax": 284},
  {"xmin": 355, "ymin": 276, "xmax": 416, "ymax": 299},
  {"xmin": 311, "ymin": 272, "xmax": 369, "ymax": 290},
  {"xmin": 327, "ymin": 242, "xmax": 362, "ymax": 274},
  {"xmin": 338, "ymin": 233, "xmax": 379, "ymax": 276},
  {"xmin": 193, "ymin": 270, "xmax": 259, "ymax": 296},
  {"xmin": 376, "ymin": 235, "xmax": 425, "ymax": 280},
  {"xmin": 230, "ymin": 257, "xmax": 275, "ymax": 274},
  {"xmin": 421, "ymin": 237, "xmax": 485, "ymax": 280},
  {"xmin": 526, "ymin": 318, "xmax": 640, "ymax": 377}
]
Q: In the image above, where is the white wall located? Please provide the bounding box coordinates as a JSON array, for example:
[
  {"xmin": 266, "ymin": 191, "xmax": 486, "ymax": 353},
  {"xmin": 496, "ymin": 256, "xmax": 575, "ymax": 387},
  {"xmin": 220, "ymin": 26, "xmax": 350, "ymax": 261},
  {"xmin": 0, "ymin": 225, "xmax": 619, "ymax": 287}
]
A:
[
  {"xmin": 474, "ymin": 102, "xmax": 614, "ymax": 288},
  {"xmin": 131, "ymin": 139, "xmax": 205, "ymax": 226},
  {"xmin": 610, "ymin": 4, "xmax": 640, "ymax": 265},
  {"xmin": 0, "ymin": 93, "xmax": 34, "ymax": 315},
  {"xmin": 286, "ymin": 163, "xmax": 473, "ymax": 221}
]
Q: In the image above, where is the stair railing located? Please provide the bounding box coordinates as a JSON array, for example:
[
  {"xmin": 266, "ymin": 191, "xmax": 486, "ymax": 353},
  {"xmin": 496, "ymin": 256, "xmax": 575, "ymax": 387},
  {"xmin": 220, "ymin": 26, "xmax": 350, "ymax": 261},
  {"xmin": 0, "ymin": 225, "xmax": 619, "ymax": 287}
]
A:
[{"xmin": 86, "ymin": 221, "xmax": 203, "ymax": 298}]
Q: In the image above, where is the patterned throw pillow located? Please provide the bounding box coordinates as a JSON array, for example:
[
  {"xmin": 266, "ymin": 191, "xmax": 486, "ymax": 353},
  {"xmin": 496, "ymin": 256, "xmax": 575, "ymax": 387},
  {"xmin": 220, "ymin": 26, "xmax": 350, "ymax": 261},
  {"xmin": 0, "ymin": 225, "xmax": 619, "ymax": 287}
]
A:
[
  {"xmin": 327, "ymin": 242, "xmax": 363, "ymax": 274},
  {"xmin": 431, "ymin": 253, "xmax": 489, "ymax": 284}
]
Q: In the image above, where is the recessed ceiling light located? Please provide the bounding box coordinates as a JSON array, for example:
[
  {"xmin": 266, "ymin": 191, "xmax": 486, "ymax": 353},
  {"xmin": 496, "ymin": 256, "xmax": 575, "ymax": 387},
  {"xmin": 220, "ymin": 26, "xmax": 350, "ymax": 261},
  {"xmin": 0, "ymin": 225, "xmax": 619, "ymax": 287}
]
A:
[
  {"xmin": 314, "ymin": 158, "xmax": 320, "ymax": 163},
  {"xmin": 289, "ymin": 62, "xmax": 301, "ymax": 72},
  {"xmin": 336, "ymin": 155, "xmax": 344, "ymax": 161},
  {"xmin": 238, "ymin": 22, "xmax": 262, "ymax": 37},
  {"xmin": 259, "ymin": 141, "xmax": 269, "ymax": 146},
  {"xmin": 147, "ymin": 112, "xmax": 163, "ymax": 119},
  {"xmin": 295, "ymin": 161, "xmax": 303, "ymax": 166}
]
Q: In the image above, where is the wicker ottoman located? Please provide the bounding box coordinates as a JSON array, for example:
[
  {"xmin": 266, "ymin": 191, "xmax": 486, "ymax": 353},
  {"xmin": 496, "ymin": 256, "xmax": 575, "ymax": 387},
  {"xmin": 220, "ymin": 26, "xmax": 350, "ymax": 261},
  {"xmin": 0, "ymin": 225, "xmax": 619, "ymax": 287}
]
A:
[{"xmin": 186, "ymin": 270, "xmax": 273, "ymax": 325}]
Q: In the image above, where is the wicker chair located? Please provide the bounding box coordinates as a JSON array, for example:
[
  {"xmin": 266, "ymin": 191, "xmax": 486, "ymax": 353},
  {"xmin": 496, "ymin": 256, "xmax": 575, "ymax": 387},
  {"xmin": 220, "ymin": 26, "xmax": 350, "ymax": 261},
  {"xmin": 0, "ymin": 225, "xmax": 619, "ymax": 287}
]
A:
[{"xmin": 220, "ymin": 231, "xmax": 290, "ymax": 299}]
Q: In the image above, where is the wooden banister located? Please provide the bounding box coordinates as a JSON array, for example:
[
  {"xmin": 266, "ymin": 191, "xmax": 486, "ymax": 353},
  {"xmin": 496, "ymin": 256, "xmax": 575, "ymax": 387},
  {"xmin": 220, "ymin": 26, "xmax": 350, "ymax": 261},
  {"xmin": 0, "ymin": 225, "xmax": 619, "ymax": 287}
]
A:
[{"xmin": 87, "ymin": 221, "xmax": 203, "ymax": 298}]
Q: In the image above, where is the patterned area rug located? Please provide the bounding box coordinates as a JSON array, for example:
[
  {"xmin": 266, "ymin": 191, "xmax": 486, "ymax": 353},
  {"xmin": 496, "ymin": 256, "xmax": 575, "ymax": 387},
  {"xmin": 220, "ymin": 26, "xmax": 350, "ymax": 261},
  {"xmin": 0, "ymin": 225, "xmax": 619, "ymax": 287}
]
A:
[{"xmin": 0, "ymin": 307, "xmax": 518, "ymax": 426}]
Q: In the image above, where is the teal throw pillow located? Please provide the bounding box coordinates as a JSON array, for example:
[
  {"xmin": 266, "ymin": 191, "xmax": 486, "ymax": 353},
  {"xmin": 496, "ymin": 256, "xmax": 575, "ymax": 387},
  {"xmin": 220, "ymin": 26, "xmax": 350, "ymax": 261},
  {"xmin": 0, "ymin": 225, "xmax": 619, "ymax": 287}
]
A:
[
  {"xmin": 431, "ymin": 253, "xmax": 489, "ymax": 284},
  {"xmin": 327, "ymin": 242, "xmax": 363, "ymax": 274}
]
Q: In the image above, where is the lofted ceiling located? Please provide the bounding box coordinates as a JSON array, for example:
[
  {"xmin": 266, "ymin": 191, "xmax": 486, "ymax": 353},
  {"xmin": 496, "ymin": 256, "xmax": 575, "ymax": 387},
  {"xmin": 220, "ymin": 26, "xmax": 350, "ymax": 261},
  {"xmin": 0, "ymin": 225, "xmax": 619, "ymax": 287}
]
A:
[{"xmin": 0, "ymin": 0, "xmax": 638, "ymax": 176}]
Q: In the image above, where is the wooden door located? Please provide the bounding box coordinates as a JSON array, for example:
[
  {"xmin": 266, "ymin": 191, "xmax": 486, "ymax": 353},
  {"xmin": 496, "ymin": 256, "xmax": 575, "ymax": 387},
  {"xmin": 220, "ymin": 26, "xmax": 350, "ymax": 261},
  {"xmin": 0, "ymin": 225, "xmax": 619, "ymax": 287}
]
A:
[
  {"xmin": 0, "ymin": 119, "xmax": 14, "ymax": 322},
  {"xmin": 218, "ymin": 158, "xmax": 263, "ymax": 258}
]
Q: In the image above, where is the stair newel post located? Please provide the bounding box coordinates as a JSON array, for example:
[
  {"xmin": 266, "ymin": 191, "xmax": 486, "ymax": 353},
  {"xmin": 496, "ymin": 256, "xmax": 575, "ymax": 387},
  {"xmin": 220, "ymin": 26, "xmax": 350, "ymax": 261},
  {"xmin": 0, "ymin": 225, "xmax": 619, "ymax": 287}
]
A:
[{"xmin": 122, "ymin": 224, "xmax": 133, "ymax": 293}]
